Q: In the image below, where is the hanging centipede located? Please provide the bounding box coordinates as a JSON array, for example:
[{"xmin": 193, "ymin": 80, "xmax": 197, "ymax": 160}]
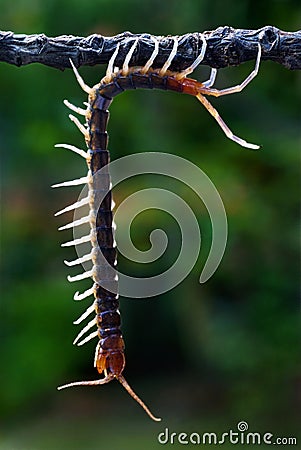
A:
[{"xmin": 53, "ymin": 34, "xmax": 262, "ymax": 421}]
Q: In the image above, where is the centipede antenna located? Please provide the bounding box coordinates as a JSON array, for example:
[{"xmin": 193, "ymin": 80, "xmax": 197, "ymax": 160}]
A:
[
  {"xmin": 57, "ymin": 373, "xmax": 114, "ymax": 390},
  {"xmin": 57, "ymin": 372, "xmax": 161, "ymax": 422},
  {"xmin": 159, "ymin": 36, "xmax": 178, "ymax": 76},
  {"xmin": 117, "ymin": 375, "xmax": 161, "ymax": 422},
  {"xmin": 69, "ymin": 59, "xmax": 92, "ymax": 94}
]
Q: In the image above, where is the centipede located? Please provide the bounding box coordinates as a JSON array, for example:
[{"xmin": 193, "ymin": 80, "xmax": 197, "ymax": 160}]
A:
[{"xmin": 53, "ymin": 34, "xmax": 262, "ymax": 421}]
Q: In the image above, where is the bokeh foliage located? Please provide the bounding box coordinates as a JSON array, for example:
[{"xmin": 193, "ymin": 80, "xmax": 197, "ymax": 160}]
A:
[{"xmin": 0, "ymin": 1, "xmax": 300, "ymax": 449}]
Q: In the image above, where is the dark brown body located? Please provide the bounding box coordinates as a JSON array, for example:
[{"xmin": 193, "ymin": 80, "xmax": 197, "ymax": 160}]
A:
[
  {"xmin": 86, "ymin": 92, "xmax": 124, "ymax": 377},
  {"xmin": 86, "ymin": 69, "xmax": 194, "ymax": 379},
  {"xmin": 57, "ymin": 68, "xmax": 204, "ymax": 421},
  {"xmin": 58, "ymin": 45, "xmax": 261, "ymax": 420}
]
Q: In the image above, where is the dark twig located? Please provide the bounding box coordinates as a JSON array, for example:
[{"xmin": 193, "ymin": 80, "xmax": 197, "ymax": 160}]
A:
[{"xmin": 0, "ymin": 27, "xmax": 300, "ymax": 72}]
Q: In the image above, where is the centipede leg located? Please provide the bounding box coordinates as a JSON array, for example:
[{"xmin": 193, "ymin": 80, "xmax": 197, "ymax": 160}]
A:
[
  {"xmin": 121, "ymin": 38, "xmax": 139, "ymax": 76},
  {"xmin": 196, "ymin": 92, "xmax": 260, "ymax": 150},
  {"xmin": 159, "ymin": 36, "xmax": 178, "ymax": 76},
  {"xmin": 175, "ymin": 34, "xmax": 207, "ymax": 80},
  {"xmin": 52, "ymin": 173, "xmax": 90, "ymax": 190},
  {"xmin": 64, "ymin": 251, "xmax": 92, "ymax": 266},
  {"xmin": 202, "ymin": 68, "xmax": 217, "ymax": 88},
  {"xmin": 73, "ymin": 317, "xmax": 97, "ymax": 345},
  {"xmin": 140, "ymin": 36, "xmax": 159, "ymax": 74},
  {"xmin": 76, "ymin": 330, "xmax": 98, "ymax": 347},
  {"xmin": 62, "ymin": 233, "xmax": 91, "ymax": 247},
  {"xmin": 59, "ymin": 214, "xmax": 91, "ymax": 230},
  {"xmin": 69, "ymin": 59, "xmax": 92, "ymax": 94},
  {"xmin": 101, "ymin": 43, "xmax": 121, "ymax": 84},
  {"xmin": 68, "ymin": 114, "xmax": 89, "ymax": 139},
  {"xmin": 55, "ymin": 196, "xmax": 90, "ymax": 216},
  {"xmin": 94, "ymin": 341, "xmax": 100, "ymax": 367},
  {"xmin": 200, "ymin": 44, "xmax": 262, "ymax": 98},
  {"xmin": 73, "ymin": 303, "xmax": 95, "ymax": 325},
  {"xmin": 67, "ymin": 269, "xmax": 94, "ymax": 282},
  {"xmin": 64, "ymin": 99, "xmax": 87, "ymax": 116},
  {"xmin": 54, "ymin": 143, "xmax": 87, "ymax": 159},
  {"xmin": 73, "ymin": 286, "xmax": 95, "ymax": 301}
]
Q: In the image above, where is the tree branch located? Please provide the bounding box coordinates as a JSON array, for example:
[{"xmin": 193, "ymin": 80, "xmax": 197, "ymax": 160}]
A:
[{"xmin": 0, "ymin": 26, "xmax": 300, "ymax": 72}]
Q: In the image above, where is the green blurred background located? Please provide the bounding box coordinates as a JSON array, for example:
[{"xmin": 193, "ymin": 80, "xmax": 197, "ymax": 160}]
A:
[{"xmin": 0, "ymin": 1, "xmax": 300, "ymax": 449}]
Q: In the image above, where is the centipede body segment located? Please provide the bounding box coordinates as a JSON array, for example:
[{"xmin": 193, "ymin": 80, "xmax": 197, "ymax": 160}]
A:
[{"xmin": 54, "ymin": 34, "xmax": 262, "ymax": 421}]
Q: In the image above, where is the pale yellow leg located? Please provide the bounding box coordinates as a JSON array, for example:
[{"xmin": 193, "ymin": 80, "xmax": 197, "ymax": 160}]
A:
[
  {"xmin": 196, "ymin": 92, "xmax": 260, "ymax": 149},
  {"xmin": 176, "ymin": 34, "xmax": 207, "ymax": 80},
  {"xmin": 69, "ymin": 59, "xmax": 92, "ymax": 94},
  {"xmin": 159, "ymin": 36, "xmax": 178, "ymax": 76}
]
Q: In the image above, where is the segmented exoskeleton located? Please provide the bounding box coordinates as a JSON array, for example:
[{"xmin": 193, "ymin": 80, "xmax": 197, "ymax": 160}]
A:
[{"xmin": 53, "ymin": 34, "xmax": 262, "ymax": 421}]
